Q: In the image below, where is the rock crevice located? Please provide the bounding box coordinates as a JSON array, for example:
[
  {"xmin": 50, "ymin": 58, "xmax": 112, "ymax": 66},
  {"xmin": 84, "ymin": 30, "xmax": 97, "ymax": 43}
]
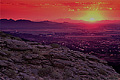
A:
[{"xmin": 0, "ymin": 31, "xmax": 120, "ymax": 80}]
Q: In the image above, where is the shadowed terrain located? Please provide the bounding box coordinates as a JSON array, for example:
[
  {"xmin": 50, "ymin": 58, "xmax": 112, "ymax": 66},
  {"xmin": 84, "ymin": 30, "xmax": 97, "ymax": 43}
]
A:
[{"xmin": 0, "ymin": 31, "xmax": 120, "ymax": 80}]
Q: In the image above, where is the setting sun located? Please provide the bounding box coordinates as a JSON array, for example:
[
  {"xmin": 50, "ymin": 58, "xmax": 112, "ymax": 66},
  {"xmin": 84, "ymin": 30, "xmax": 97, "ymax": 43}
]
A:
[
  {"xmin": 79, "ymin": 11, "xmax": 104, "ymax": 22},
  {"xmin": 90, "ymin": 18, "xmax": 95, "ymax": 21}
]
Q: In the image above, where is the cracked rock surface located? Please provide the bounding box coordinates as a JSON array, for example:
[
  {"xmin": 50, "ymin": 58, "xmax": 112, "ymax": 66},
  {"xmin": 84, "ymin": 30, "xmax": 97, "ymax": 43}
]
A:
[{"xmin": 0, "ymin": 31, "xmax": 120, "ymax": 80}]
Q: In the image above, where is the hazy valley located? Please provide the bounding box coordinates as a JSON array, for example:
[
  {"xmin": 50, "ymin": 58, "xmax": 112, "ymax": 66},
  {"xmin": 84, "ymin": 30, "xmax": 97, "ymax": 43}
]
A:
[{"xmin": 1, "ymin": 19, "xmax": 120, "ymax": 74}]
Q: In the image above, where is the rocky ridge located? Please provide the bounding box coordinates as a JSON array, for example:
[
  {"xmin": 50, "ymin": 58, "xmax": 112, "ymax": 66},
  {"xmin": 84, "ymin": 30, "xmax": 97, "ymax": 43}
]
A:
[{"xmin": 0, "ymin": 31, "xmax": 120, "ymax": 80}]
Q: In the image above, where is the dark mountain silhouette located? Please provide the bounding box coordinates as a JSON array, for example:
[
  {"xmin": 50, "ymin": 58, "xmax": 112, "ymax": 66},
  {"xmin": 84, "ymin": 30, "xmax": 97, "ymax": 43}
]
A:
[
  {"xmin": 0, "ymin": 19, "xmax": 77, "ymax": 30},
  {"xmin": 1, "ymin": 19, "xmax": 120, "ymax": 31},
  {"xmin": 53, "ymin": 18, "xmax": 86, "ymax": 23}
]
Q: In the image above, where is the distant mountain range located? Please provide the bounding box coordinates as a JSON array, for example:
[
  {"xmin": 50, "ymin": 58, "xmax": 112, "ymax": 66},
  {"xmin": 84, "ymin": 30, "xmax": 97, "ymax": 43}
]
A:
[
  {"xmin": 0, "ymin": 19, "xmax": 120, "ymax": 31},
  {"xmin": 54, "ymin": 18, "xmax": 120, "ymax": 24},
  {"xmin": 0, "ymin": 19, "xmax": 77, "ymax": 30}
]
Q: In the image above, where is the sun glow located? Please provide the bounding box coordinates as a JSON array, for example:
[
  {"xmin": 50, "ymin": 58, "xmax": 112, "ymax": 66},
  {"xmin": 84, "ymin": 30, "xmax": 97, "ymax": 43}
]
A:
[
  {"xmin": 89, "ymin": 18, "xmax": 95, "ymax": 22},
  {"xmin": 80, "ymin": 11, "xmax": 104, "ymax": 22}
]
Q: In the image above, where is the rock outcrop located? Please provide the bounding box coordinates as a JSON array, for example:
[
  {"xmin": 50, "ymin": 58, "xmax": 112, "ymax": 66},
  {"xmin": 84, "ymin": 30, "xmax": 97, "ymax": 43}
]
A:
[{"xmin": 0, "ymin": 31, "xmax": 120, "ymax": 80}]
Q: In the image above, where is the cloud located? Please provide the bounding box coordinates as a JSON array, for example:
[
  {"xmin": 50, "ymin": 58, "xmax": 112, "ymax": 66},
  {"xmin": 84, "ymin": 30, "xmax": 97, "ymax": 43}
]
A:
[
  {"xmin": 62, "ymin": 1, "xmax": 120, "ymax": 11},
  {"xmin": 0, "ymin": 1, "xmax": 119, "ymax": 11},
  {"xmin": 0, "ymin": 1, "xmax": 42, "ymax": 8}
]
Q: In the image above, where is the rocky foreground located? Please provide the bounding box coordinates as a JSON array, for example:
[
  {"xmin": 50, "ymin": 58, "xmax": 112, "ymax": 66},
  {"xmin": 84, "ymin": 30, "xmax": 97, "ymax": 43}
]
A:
[{"xmin": 0, "ymin": 31, "xmax": 120, "ymax": 80}]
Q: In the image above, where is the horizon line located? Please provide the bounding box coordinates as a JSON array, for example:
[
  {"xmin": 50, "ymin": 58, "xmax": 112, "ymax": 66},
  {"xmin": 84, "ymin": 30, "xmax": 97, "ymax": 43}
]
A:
[{"xmin": 1, "ymin": 18, "xmax": 120, "ymax": 23}]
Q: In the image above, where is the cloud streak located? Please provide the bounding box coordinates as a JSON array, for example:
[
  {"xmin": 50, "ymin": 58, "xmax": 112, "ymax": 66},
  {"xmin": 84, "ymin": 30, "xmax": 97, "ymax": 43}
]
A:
[
  {"xmin": 1, "ymin": 1, "xmax": 120, "ymax": 11},
  {"xmin": 1, "ymin": 0, "xmax": 120, "ymax": 20}
]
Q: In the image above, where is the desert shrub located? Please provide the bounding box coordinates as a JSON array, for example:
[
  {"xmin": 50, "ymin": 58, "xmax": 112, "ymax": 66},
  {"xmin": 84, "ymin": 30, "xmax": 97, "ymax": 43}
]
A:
[
  {"xmin": 38, "ymin": 66, "xmax": 53, "ymax": 77},
  {"xmin": 50, "ymin": 70, "xmax": 62, "ymax": 79},
  {"xmin": 62, "ymin": 69, "xmax": 74, "ymax": 80},
  {"xmin": 2, "ymin": 69, "xmax": 16, "ymax": 78},
  {"xmin": 32, "ymin": 48, "xmax": 41, "ymax": 54},
  {"xmin": 108, "ymin": 76, "xmax": 119, "ymax": 80},
  {"xmin": 98, "ymin": 69, "xmax": 107, "ymax": 75},
  {"xmin": 0, "ymin": 56, "xmax": 8, "ymax": 60},
  {"xmin": 50, "ymin": 43, "xmax": 60, "ymax": 48}
]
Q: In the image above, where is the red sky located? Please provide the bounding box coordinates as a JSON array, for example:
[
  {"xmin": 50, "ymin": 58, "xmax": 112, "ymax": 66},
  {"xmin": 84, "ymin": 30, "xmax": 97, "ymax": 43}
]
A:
[{"xmin": 0, "ymin": 0, "xmax": 120, "ymax": 21}]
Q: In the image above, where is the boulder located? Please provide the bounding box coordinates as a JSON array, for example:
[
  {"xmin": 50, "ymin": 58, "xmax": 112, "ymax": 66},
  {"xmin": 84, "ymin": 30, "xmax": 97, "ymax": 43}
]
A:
[{"xmin": 5, "ymin": 39, "xmax": 32, "ymax": 51}]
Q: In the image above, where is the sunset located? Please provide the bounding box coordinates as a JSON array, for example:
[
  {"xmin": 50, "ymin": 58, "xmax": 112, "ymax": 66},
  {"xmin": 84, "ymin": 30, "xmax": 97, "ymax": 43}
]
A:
[
  {"xmin": 79, "ymin": 11, "xmax": 104, "ymax": 21},
  {"xmin": 0, "ymin": 0, "xmax": 120, "ymax": 80},
  {"xmin": 1, "ymin": 0, "xmax": 120, "ymax": 21}
]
